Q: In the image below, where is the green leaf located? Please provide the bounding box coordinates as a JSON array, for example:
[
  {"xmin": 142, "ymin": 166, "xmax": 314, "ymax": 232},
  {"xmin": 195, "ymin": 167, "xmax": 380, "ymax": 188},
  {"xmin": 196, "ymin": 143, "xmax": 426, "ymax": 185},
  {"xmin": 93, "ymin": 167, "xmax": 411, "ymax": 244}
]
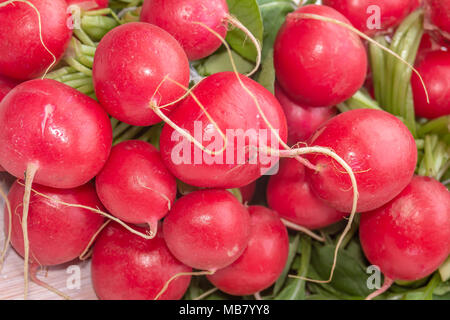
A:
[
  {"xmin": 196, "ymin": 47, "xmax": 255, "ymax": 76},
  {"xmin": 256, "ymin": 49, "xmax": 275, "ymax": 94},
  {"xmin": 226, "ymin": 0, "xmax": 264, "ymax": 62},
  {"xmin": 439, "ymin": 257, "xmax": 450, "ymax": 282},
  {"xmin": 273, "ymin": 234, "xmax": 300, "ymax": 295}
]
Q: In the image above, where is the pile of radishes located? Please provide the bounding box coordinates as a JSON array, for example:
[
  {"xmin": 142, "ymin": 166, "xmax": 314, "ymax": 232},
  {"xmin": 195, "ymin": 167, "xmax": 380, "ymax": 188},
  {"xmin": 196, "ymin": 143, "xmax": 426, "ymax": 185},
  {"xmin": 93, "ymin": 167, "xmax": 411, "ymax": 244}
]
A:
[{"xmin": 0, "ymin": 0, "xmax": 449, "ymax": 301}]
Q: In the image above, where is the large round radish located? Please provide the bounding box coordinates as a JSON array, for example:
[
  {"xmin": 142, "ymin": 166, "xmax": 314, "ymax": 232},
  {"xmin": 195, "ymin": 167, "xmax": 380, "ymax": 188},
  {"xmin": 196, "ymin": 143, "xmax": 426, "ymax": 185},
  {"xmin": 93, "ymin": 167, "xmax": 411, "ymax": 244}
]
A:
[
  {"xmin": 66, "ymin": 0, "xmax": 109, "ymax": 10},
  {"xmin": 140, "ymin": 0, "xmax": 229, "ymax": 61},
  {"xmin": 163, "ymin": 189, "xmax": 251, "ymax": 271},
  {"xmin": 0, "ymin": 74, "xmax": 18, "ymax": 102},
  {"xmin": 360, "ymin": 176, "xmax": 450, "ymax": 281},
  {"xmin": 5, "ymin": 180, "xmax": 105, "ymax": 266},
  {"xmin": 275, "ymin": 83, "xmax": 336, "ymax": 145},
  {"xmin": 93, "ymin": 22, "xmax": 190, "ymax": 126},
  {"xmin": 207, "ymin": 206, "xmax": 289, "ymax": 296},
  {"xmin": 267, "ymin": 158, "xmax": 346, "ymax": 230},
  {"xmin": 306, "ymin": 109, "xmax": 417, "ymax": 213},
  {"xmin": 424, "ymin": 0, "xmax": 450, "ymax": 42},
  {"xmin": 159, "ymin": 71, "xmax": 288, "ymax": 189},
  {"xmin": 322, "ymin": 0, "xmax": 417, "ymax": 36},
  {"xmin": 91, "ymin": 222, "xmax": 192, "ymax": 300},
  {"xmin": 274, "ymin": 5, "xmax": 367, "ymax": 107},
  {"xmin": 0, "ymin": 0, "xmax": 72, "ymax": 80},
  {"xmin": 411, "ymin": 50, "xmax": 450, "ymax": 119},
  {"xmin": 0, "ymin": 79, "xmax": 112, "ymax": 189},
  {"xmin": 95, "ymin": 140, "xmax": 177, "ymax": 234}
]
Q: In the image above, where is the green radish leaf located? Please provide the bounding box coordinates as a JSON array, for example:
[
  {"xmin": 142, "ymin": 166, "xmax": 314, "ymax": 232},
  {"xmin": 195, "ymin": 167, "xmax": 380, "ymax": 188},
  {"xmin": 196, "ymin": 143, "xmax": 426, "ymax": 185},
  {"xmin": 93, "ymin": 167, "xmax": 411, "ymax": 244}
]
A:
[
  {"xmin": 226, "ymin": 0, "xmax": 264, "ymax": 62},
  {"xmin": 439, "ymin": 257, "xmax": 450, "ymax": 282},
  {"xmin": 273, "ymin": 234, "xmax": 300, "ymax": 295},
  {"xmin": 227, "ymin": 188, "xmax": 243, "ymax": 203},
  {"xmin": 196, "ymin": 47, "xmax": 255, "ymax": 76},
  {"xmin": 256, "ymin": 49, "xmax": 275, "ymax": 94}
]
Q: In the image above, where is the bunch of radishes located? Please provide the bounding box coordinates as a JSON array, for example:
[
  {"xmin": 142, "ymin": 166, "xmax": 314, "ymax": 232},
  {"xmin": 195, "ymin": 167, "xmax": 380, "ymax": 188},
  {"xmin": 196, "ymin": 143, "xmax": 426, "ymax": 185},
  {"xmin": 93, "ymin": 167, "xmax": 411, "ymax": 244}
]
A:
[{"xmin": 0, "ymin": 0, "xmax": 449, "ymax": 301}]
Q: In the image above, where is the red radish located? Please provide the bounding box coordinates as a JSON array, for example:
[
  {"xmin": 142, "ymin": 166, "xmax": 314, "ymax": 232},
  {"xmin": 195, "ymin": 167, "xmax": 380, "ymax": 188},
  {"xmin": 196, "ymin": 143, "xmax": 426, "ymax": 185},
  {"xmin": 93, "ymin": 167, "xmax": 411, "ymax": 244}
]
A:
[
  {"xmin": 415, "ymin": 32, "xmax": 449, "ymax": 64},
  {"xmin": 5, "ymin": 180, "xmax": 105, "ymax": 266},
  {"xmin": 66, "ymin": 0, "xmax": 108, "ymax": 10},
  {"xmin": 0, "ymin": 0, "xmax": 72, "ymax": 80},
  {"xmin": 273, "ymin": 5, "xmax": 367, "ymax": 107},
  {"xmin": 240, "ymin": 181, "xmax": 256, "ymax": 204},
  {"xmin": 360, "ymin": 176, "xmax": 450, "ymax": 285},
  {"xmin": 207, "ymin": 206, "xmax": 289, "ymax": 296},
  {"xmin": 163, "ymin": 189, "xmax": 251, "ymax": 271},
  {"xmin": 0, "ymin": 74, "xmax": 18, "ymax": 102},
  {"xmin": 322, "ymin": 0, "xmax": 417, "ymax": 36},
  {"xmin": 95, "ymin": 140, "xmax": 177, "ymax": 235},
  {"xmin": 0, "ymin": 79, "xmax": 112, "ymax": 189},
  {"xmin": 93, "ymin": 22, "xmax": 190, "ymax": 126},
  {"xmin": 91, "ymin": 222, "xmax": 192, "ymax": 300},
  {"xmin": 274, "ymin": 82, "xmax": 337, "ymax": 145},
  {"xmin": 306, "ymin": 109, "xmax": 417, "ymax": 213},
  {"xmin": 411, "ymin": 50, "xmax": 450, "ymax": 119},
  {"xmin": 267, "ymin": 158, "xmax": 346, "ymax": 230},
  {"xmin": 424, "ymin": 0, "xmax": 450, "ymax": 42},
  {"xmin": 159, "ymin": 71, "xmax": 288, "ymax": 189},
  {"xmin": 140, "ymin": 0, "xmax": 229, "ymax": 61}
]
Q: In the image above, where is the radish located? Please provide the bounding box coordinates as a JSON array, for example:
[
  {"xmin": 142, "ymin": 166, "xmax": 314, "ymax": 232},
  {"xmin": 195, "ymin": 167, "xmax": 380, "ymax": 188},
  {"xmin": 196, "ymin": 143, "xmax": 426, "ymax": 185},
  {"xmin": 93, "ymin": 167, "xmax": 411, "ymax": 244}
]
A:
[
  {"xmin": 91, "ymin": 222, "xmax": 192, "ymax": 300},
  {"xmin": 66, "ymin": 0, "xmax": 108, "ymax": 11},
  {"xmin": 267, "ymin": 158, "xmax": 346, "ymax": 230},
  {"xmin": 0, "ymin": 74, "xmax": 18, "ymax": 102},
  {"xmin": 93, "ymin": 22, "xmax": 190, "ymax": 126},
  {"xmin": 207, "ymin": 206, "xmax": 289, "ymax": 296},
  {"xmin": 306, "ymin": 109, "xmax": 417, "ymax": 213},
  {"xmin": 274, "ymin": 82, "xmax": 337, "ymax": 145},
  {"xmin": 140, "ymin": 0, "xmax": 229, "ymax": 61},
  {"xmin": 411, "ymin": 50, "xmax": 450, "ymax": 119},
  {"xmin": 0, "ymin": 0, "xmax": 72, "ymax": 80},
  {"xmin": 240, "ymin": 181, "xmax": 256, "ymax": 204},
  {"xmin": 163, "ymin": 189, "xmax": 251, "ymax": 271},
  {"xmin": 159, "ymin": 71, "xmax": 288, "ymax": 189},
  {"xmin": 273, "ymin": 4, "xmax": 367, "ymax": 107},
  {"xmin": 360, "ymin": 176, "xmax": 450, "ymax": 299},
  {"xmin": 424, "ymin": 0, "xmax": 450, "ymax": 42},
  {"xmin": 322, "ymin": 0, "xmax": 418, "ymax": 36},
  {"xmin": 95, "ymin": 140, "xmax": 177, "ymax": 236}
]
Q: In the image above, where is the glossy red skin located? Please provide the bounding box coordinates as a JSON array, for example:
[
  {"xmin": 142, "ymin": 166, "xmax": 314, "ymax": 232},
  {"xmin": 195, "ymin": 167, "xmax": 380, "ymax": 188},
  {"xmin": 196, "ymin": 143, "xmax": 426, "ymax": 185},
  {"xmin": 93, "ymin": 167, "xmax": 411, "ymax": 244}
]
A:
[
  {"xmin": 267, "ymin": 158, "xmax": 346, "ymax": 230},
  {"xmin": 411, "ymin": 51, "xmax": 450, "ymax": 119},
  {"xmin": 163, "ymin": 189, "xmax": 251, "ymax": 271},
  {"xmin": 95, "ymin": 140, "xmax": 177, "ymax": 227},
  {"xmin": 274, "ymin": 5, "xmax": 367, "ymax": 107},
  {"xmin": 0, "ymin": 79, "xmax": 112, "ymax": 189},
  {"xmin": 159, "ymin": 72, "xmax": 288, "ymax": 189},
  {"xmin": 424, "ymin": 0, "xmax": 450, "ymax": 41},
  {"xmin": 0, "ymin": 74, "xmax": 18, "ymax": 102},
  {"xmin": 140, "ymin": 0, "xmax": 228, "ymax": 61},
  {"xmin": 207, "ymin": 206, "xmax": 288, "ymax": 296},
  {"xmin": 306, "ymin": 109, "xmax": 417, "ymax": 213},
  {"xmin": 0, "ymin": 0, "xmax": 72, "ymax": 80},
  {"xmin": 93, "ymin": 22, "xmax": 190, "ymax": 126},
  {"xmin": 5, "ymin": 181, "xmax": 105, "ymax": 266},
  {"xmin": 239, "ymin": 181, "xmax": 256, "ymax": 204},
  {"xmin": 66, "ymin": 0, "xmax": 108, "ymax": 10},
  {"xmin": 91, "ymin": 223, "xmax": 192, "ymax": 300},
  {"xmin": 323, "ymin": 0, "xmax": 417, "ymax": 36},
  {"xmin": 360, "ymin": 176, "xmax": 450, "ymax": 281},
  {"xmin": 274, "ymin": 83, "xmax": 337, "ymax": 145}
]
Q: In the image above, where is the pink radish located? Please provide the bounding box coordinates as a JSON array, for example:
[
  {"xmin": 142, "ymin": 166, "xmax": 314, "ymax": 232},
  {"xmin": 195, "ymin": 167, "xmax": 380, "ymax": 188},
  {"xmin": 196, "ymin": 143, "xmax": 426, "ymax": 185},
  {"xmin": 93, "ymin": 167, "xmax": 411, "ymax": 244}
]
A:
[
  {"xmin": 95, "ymin": 140, "xmax": 177, "ymax": 236},
  {"xmin": 93, "ymin": 22, "xmax": 190, "ymax": 126},
  {"xmin": 0, "ymin": 0, "xmax": 72, "ymax": 80},
  {"xmin": 274, "ymin": 82, "xmax": 337, "ymax": 145},
  {"xmin": 424, "ymin": 0, "xmax": 450, "ymax": 42},
  {"xmin": 159, "ymin": 71, "xmax": 288, "ymax": 189},
  {"xmin": 207, "ymin": 206, "xmax": 289, "ymax": 296},
  {"xmin": 411, "ymin": 50, "xmax": 450, "ymax": 119},
  {"xmin": 305, "ymin": 109, "xmax": 417, "ymax": 213},
  {"xmin": 240, "ymin": 181, "xmax": 256, "ymax": 204},
  {"xmin": 360, "ymin": 176, "xmax": 450, "ymax": 298},
  {"xmin": 163, "ymin": 189, "xmax": 250, "ymax": 271},
  {"xmin": 91, "ymin": 222, "xmax": 192, "ymax": 300},
  {"xmin": 66, "ymin": 0, "xmax": 108, "ymax": 10},
  {"xmin": 140, "ymin": 0, "xmax": 229, "ymax": 61},
  {"xmin": 267, "ymin": 158, "xmax": 346, "ymax": 230},
  {"xmin": 0, "ymin": 74, "xmax": 18, "ymax": 102},
  {"xmin": 273, "ymin": 4, "xmax": 367, "ymax": 107}
]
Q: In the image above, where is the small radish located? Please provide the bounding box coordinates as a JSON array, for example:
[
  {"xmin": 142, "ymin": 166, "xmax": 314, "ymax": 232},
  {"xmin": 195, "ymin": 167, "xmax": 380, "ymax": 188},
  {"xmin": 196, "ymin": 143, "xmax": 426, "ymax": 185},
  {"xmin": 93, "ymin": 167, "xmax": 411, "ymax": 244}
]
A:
[
  {"xmin": 274, "ymin": 82, "xmax": 337, "ymax": 145},
  {"xmin": 91, "ymin": 222, "xmax": 192, "ymax": 300},
  {"xmin": 95, "ymin": 140, "xmax": 177, "ymax": 236},
  {"xmin": 207, "ymin": 206, "xmax": 289, "ymax": 296},
  {"xmin": 5, "ymin": 180, "xmax": 105, "ymax": 266},
  {"xmin": 66, "ymin": 0, "xmax": 108, "ymax": 10},
  {"xmin": 93, "ymin": 22, "xmax": 190, "ymax": 126},
  {"xmin": 424, "ymin": 0, "xmax": 450, "ymax": 42},
  {"xmin": 240, "ymin": 181, "xmax": 256, "ymax": 204},
  {"xmin": 360, "ymin": 176, "xmax": 450, "ymax": 298},
  {"xmin": 274, "ymin": 4, "xmax": 367, "ymax": 107},
  {"xmin": 0, "ymin": 0, "xmax": 72, "ymax": 80},
  {"xmin": 140, "ymin": 0, "xmax": 229, "ymax": 61},
  {"xmin": 163, "ymin": 189, "xmax": 251, "ymax": 271},
  {"xmin": 322, "ymin": 0, "xmax": 417, "ymax": 36},
  {"xmin": 267, "ymin": 158, "xmax": 346, "ymax": 230},
  {"xmin": 0, "ymin": 74, "xmax": 18, "ymax": 102},
  {"xmin": 306, "ymin": 109, "xmax": 417, "ymax": 213},
  {"xmin": 159, "ymin": 71, "xmax": 288, "ymax": 189},
  {"xmin": 411, "ymin": 50, "xmax": 450, "ymax": 119}
]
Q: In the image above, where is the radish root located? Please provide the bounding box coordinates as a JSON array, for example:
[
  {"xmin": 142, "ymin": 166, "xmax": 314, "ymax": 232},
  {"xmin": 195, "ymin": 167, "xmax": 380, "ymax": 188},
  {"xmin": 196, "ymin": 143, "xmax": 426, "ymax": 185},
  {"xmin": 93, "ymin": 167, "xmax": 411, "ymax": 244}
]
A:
[
  {"xmin": 30, "ymin": 264, "xmax": 72, "ymax": 300},
  {"xmin": 0, "ymin": 185, "xmax": 12, "ymax": 271},
  {"xmin": 79, "ymin": 219, "xmax": 111, "ymax": 261},
  {"xmin": 280, "ymin": 219, "xmax": 325, "ymax": 243},
  {"xmin": 193, "ymin": 287, "xmax": 218, "ymax": 300},
  {"xmin": 365, "ymin": 277, "xmax": 394, "ymax": 300}
]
